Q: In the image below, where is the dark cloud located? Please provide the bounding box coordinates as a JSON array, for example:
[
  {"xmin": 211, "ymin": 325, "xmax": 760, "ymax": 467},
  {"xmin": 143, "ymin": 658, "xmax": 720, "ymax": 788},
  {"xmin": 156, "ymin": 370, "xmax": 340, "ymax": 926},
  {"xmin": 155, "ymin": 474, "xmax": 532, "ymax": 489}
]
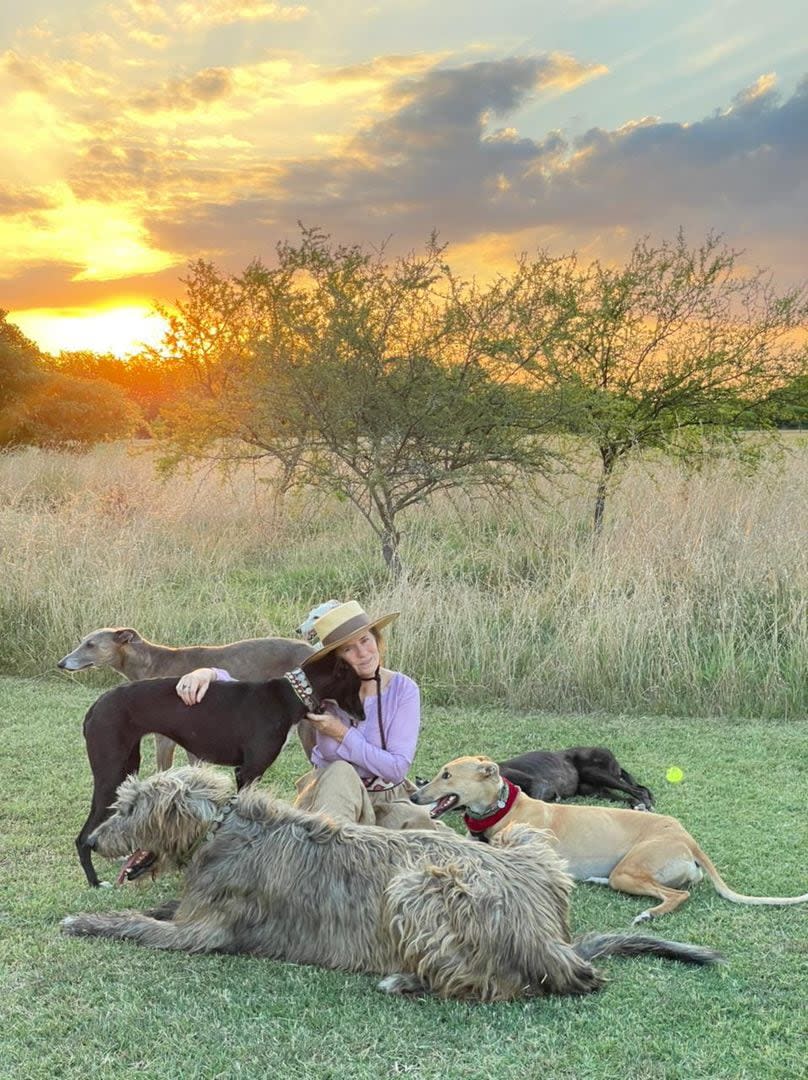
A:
[
  {"xmin": 254, "ymin": 65, "xmax": 808, "ymax": 280},
  {"xmin": 267, "ymin": 56, "xmax": 599, "ymax": 237},
  {"xmin": 133, "ymin": 57, "xmax": 591, "ymax": 268},
  {"xmin": 113, "ymin": 57, "xmax": 808, "ymax": 287},
  {"xmin": 541, "ymin": 75, "xmax": 808, "ymax": 237},
  {"xmin": 353, "ymin": 55, "xmax": 597, "ymax": 177},
  {"xmin": 382, "ymin": 55, "xmax": 582, "ymax": 129}
]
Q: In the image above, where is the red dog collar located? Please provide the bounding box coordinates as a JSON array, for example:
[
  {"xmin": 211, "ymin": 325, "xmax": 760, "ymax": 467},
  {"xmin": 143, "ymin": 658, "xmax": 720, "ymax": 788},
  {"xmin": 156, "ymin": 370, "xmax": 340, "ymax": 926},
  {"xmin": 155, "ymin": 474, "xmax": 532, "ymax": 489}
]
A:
[{"xmin": 463, "ymin": 777, "xmax": 519, "ymax": 834}]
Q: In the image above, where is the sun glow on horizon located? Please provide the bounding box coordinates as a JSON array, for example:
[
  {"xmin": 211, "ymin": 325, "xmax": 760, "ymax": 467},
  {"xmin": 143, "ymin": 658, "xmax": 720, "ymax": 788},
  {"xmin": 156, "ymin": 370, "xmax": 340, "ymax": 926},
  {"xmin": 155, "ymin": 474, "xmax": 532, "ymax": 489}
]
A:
[{"xmin": 10, "ymin": 305, "xmax": 170, "ymax": 359}]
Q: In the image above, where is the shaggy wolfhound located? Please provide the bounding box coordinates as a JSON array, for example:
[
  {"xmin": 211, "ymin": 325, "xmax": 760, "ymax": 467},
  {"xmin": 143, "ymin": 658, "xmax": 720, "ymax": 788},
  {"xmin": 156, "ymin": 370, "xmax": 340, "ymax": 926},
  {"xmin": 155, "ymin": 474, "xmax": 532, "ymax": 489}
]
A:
[{"xmin": 62, "ymin": 767, "xmax": 722, "ymax": 1002}]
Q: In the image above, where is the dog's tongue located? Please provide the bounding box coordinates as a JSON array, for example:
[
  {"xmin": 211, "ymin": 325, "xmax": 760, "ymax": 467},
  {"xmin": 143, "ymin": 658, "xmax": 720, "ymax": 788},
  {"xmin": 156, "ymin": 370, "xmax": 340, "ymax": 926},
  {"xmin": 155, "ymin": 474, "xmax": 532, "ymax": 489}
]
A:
[
  {"xmin": 116, "ymin": 849, "xmax": 156, "ymax": 885},
  {"xmin": 429, "ymin": 794, "xmax": 458, "ymax": 819}
]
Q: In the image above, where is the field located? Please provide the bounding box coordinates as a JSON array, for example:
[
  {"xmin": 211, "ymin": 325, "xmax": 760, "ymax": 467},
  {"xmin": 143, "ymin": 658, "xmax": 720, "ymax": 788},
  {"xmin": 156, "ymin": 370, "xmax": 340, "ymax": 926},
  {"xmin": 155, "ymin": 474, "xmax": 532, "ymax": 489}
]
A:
[
  {"xmin": 2, "ymin": 681, "xmax": 806, "ymax": 1080},
  {"xmin": 1, "ymin": 439, "xmax": 807, "ymax": 718},
  {"xmin": 1, "ymin": 442, "xmax": 806, "ymax": 1079}
]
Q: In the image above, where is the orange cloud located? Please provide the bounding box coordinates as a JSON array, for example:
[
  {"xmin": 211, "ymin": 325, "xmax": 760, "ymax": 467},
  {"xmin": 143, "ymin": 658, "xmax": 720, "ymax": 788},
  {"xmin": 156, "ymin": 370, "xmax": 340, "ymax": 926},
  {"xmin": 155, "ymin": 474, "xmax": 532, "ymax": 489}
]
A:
[
  {"xmin": 731, "ymin": 72, "xmax": 777, "ymax": 108},
  {"xmin": 132, "ymin": 66, "xmax": 235, "ymax": 113},
  {"xmin": 535, "ymin": 51, "xmax": 609, "ymax": 92},
  {"xmin": 0, "ymin": 185, "xmax": 178, "ymax": 282}
]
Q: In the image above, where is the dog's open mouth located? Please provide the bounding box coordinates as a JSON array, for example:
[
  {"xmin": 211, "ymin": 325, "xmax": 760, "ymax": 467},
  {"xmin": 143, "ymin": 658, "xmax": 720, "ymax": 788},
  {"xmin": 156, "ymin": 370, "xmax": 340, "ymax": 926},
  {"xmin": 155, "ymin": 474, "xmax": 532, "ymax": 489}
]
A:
[
  {"xmin": 429, "ymin": 794, "xmax": 459, "ymax": 819},
  {"xmin": 116, "ymin": 849, "xmax": 157, "ymax": 884}
]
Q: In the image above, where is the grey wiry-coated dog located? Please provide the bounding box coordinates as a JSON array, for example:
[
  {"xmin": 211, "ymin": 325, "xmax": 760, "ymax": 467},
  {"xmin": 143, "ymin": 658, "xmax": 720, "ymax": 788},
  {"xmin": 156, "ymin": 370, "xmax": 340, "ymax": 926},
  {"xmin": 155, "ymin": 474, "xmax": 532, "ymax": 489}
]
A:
[
  {"xmin": 62, "ymin": 767, "xmax": 722, "ymax": 1001},
  {"xmin": 58, "ymin": 627, "xmax": 317, "ymax": 767}
]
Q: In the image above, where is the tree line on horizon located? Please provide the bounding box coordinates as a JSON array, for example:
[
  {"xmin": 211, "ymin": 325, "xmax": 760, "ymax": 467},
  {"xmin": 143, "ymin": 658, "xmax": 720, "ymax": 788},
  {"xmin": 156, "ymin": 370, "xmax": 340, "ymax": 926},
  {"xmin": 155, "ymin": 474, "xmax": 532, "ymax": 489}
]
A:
[{"xmin": 2, "ymin": 228, "xmax": 807, "ymax": 568}]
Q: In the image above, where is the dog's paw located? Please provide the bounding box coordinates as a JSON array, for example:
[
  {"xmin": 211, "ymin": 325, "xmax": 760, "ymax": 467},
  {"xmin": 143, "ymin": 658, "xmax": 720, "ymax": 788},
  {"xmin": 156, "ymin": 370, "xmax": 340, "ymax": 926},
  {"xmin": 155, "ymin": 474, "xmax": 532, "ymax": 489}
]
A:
[
  {"xmin": 61, "ymin": 913, "xmax": 106, "ymax": 937},
  {"xmin": 99, "ymin": 880, "xmax": 113, "ymax": 889},
  {"xmin": 632, "ymin": 910, "xmax": 652, "ymax": 925},
  {"xmin": 378, "ymin": 972, "xmax": 428, "ymax": 996},
  {"xmin": 61, "ymin": 915, "xmax": 91, "ymax": 936}
]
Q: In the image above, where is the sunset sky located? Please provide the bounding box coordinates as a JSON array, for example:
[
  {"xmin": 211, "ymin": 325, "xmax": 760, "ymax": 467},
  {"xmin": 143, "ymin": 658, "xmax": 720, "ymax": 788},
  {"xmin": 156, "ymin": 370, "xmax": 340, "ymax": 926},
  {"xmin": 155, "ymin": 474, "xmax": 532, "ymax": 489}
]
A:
[{"xmin": 2, "ymin": 0, "xmax": 806, "ymax": 357}]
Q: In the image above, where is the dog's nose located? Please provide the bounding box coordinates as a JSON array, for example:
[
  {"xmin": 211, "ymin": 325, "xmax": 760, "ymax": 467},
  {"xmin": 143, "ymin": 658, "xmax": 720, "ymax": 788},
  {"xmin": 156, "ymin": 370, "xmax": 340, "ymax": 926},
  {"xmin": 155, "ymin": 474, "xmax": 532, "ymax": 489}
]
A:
[
  {"xmin": 86, "ymin": 834, "xmax": 98, "ymax": 850},
  {"xmin": 57, "ymin": 658, "xmax": 66, "ymax": 668}
]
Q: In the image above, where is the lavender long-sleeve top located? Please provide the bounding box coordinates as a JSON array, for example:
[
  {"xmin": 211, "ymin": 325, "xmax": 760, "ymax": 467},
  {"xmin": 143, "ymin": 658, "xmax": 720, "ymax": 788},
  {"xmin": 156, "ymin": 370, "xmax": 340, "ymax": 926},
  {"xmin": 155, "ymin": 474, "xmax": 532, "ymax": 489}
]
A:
[{"xmin": 210, "ymin": 668, "xmax": 420, "ymax": 785}]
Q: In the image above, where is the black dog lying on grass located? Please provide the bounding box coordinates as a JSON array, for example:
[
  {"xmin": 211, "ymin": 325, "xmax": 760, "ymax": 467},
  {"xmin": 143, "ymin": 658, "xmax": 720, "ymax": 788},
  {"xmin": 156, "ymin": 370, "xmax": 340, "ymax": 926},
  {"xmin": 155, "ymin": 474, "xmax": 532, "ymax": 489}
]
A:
[
  {"xmin": 497, "ymin": 746, "xmax": 655, "ymax": 810},
  {"xmin": 75, "ymin": 662, "xmax": 361, "ymax": 888}
]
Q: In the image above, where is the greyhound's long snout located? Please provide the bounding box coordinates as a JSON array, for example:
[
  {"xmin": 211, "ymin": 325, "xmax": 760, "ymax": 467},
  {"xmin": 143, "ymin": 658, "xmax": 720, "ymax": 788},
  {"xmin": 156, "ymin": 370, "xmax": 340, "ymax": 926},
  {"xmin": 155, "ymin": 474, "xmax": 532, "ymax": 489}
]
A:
[{"xmin": 58, "ymin": 654, "xmax": 86, "ymax": 671}]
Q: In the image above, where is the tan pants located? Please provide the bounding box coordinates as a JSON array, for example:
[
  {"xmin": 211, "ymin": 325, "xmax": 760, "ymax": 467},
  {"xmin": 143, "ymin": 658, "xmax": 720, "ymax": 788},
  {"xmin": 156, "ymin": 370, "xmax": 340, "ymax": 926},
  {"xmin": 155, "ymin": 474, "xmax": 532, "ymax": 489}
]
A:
[{"xmin": 294, "ymin": 761, "xmax": 451, "ymax": 832}]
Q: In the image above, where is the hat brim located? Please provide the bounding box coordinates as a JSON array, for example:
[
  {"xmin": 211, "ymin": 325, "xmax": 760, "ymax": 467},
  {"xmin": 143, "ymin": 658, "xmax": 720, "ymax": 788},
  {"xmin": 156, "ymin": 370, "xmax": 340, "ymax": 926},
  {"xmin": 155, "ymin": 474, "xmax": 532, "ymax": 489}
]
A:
[{"xmin": 301, "ymin": 611, "xmax": 399, "ymax": 667}]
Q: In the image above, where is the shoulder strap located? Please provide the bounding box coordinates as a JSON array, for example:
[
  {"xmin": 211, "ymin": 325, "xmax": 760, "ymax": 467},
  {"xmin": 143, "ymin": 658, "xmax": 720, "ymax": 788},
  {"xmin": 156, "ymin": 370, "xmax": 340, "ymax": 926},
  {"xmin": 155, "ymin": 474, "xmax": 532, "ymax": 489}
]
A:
[{"xmin": 375, "ymin": 670, "xmax": 387, "ymax": 750}]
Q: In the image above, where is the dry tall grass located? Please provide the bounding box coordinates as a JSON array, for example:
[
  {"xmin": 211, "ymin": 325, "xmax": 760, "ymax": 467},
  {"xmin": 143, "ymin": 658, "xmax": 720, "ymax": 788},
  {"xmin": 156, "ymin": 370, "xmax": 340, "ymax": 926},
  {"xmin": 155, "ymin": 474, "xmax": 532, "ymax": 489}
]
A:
[{"xmin": 2, "ymin": 439, "xmax": 805, "ymax": 718}]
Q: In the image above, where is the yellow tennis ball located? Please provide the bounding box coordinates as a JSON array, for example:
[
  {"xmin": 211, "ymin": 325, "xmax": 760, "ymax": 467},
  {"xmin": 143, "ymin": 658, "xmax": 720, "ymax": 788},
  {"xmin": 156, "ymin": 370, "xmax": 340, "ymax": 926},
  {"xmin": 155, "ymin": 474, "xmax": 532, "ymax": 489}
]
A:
[{"xmin": 666, "ymin": 766, "xmax": 684, "ymax": 783}]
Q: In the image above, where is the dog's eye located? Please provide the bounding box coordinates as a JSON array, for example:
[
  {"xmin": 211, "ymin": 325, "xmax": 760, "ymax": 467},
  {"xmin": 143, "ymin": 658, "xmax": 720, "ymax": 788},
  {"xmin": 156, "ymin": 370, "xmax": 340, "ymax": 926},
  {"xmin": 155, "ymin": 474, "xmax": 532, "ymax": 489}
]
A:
[
  {"xmin": 442, "ymin": 770, "xmax": 450, "ymax": 780},
  {"xmin": 86, "ymin": 642, "xmax": 95, "ymax": 649}
]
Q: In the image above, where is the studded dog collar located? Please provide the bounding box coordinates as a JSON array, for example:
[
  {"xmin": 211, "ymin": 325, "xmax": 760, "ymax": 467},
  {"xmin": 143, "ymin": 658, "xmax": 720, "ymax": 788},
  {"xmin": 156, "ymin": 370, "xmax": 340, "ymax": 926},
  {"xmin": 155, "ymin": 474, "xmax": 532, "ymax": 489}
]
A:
[{"xmin": 284, "ymin": 666, "xmax": 321, "ymax": 712}]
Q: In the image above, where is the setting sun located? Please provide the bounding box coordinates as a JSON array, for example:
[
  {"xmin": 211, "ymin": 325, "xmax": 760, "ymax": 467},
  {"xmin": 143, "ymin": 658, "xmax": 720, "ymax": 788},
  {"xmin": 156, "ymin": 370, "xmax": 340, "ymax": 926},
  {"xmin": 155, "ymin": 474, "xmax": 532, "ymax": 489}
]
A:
[{"xmin": 10, "ymin": 305, "xmax": 170, "ymax": 358}]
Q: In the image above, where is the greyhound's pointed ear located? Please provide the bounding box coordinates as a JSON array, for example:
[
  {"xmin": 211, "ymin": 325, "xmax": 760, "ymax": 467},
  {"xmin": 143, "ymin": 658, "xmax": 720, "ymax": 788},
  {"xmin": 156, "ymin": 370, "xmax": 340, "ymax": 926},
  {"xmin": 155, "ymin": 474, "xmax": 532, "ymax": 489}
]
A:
[
  {"xmin": 113, "ymin": 628, "xmax": 141, "ymax": 644},
  {"xmin": 478, "ymin": 760, "xmax": 500, "ymax": 780}
]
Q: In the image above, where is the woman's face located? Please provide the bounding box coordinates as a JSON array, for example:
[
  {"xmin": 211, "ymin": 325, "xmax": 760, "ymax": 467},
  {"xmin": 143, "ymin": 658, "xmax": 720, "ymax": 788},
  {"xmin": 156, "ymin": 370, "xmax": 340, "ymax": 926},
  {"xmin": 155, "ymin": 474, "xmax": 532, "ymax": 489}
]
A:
[{"xmin": 337, "ymin": 630, "xmax": 380, "ymax": 679}]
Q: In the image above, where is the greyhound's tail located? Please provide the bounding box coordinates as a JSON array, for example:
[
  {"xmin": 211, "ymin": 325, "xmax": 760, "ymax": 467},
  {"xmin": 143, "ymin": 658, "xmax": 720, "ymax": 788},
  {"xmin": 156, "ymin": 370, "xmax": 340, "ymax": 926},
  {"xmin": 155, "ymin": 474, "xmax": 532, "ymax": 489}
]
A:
[
  {"xmin": 573, "ymin": 932, "xmax": 723, "ymax": 966},
  {"xmin": 693, "ymin": 845, "xmax": 808, "ymax": 907}
]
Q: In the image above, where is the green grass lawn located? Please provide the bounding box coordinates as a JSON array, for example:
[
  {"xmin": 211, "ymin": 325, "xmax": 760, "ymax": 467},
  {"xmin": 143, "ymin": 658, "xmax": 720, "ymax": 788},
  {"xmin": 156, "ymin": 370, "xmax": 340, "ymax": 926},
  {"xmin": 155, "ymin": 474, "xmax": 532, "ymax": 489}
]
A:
[{"xmin": 1, "ymin": 676, "xmax": 806, "ymax": 1080}]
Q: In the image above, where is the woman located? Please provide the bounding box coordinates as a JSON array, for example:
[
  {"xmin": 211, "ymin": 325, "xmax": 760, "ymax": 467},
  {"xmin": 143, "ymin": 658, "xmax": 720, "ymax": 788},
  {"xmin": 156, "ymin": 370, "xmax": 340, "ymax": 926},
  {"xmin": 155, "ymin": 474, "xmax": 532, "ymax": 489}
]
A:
[{"xmin": 174, "ymin": 600, "xmax": 443, "ymax": 830}]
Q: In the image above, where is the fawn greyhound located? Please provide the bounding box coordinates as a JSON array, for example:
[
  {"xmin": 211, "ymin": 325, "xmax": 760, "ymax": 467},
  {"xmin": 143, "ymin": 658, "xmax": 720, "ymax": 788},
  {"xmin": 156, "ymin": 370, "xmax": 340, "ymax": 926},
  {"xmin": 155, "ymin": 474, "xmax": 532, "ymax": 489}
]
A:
[
  {"xmin": 412, "ymin": 756, "xmax": 808, "ymax": 921},
  {"xmin": 58, "ymin": 627, "xmax": 317, "ymax": 766}
]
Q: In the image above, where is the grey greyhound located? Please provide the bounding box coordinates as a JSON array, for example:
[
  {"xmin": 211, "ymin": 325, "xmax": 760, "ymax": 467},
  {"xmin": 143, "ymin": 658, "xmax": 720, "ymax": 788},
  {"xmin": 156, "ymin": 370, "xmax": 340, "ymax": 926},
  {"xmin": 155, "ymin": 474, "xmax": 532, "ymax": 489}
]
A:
[{"xmin": 58, "ymin": 627, "xmax": 316, "ymax": 767}]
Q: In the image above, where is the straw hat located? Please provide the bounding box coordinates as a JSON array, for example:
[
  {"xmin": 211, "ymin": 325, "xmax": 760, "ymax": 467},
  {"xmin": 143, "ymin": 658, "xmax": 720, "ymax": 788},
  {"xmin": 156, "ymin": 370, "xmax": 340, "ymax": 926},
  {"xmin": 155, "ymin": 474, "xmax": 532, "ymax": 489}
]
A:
[{"xmin": 300, "ymin": 600, "xmax": 399, "ymax": 667}]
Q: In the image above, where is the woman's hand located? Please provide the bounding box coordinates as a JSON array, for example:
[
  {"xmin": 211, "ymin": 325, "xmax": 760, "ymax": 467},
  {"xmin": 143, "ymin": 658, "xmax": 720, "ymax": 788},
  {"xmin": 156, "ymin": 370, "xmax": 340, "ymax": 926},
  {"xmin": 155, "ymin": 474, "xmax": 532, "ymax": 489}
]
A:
[
  {"xmin": 306, "ymin": 707, "xmax": 348, "ymax": 742},
  {"xmin": 176, "ymin": 668, "xmax": 217, "ymax": 706}
]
